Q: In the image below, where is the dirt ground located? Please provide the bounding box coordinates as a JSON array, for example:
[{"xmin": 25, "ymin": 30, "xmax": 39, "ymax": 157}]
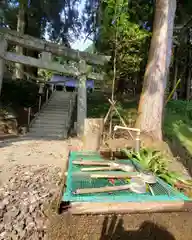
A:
[{"xmin": 47, "ymin": 212, "xmax": 192, "ymax": 240}]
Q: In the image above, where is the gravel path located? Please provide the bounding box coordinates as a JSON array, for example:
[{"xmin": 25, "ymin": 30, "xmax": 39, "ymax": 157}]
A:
[{"xmin": 0, "ymin": 136, "xmax": 82, "ymax": 240}]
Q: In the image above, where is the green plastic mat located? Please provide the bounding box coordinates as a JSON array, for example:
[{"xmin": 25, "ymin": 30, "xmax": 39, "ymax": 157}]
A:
[{"xmin": 62, "ymin": 151, "xmax": 190, "ymax": 202}]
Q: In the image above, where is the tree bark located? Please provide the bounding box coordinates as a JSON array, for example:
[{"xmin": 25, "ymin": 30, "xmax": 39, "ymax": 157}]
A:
[
  {"xmin": 135, "ymin": 0, "xmax": 177, "ymax": 141},
  {"xmin": 15, "ymin": 1, "xmax": 26, "ymax": 79}
]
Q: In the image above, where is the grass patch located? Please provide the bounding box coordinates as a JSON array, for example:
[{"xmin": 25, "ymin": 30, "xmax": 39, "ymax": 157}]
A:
[{"xmin": 164, "ymin": 100, "xmax": 192, "ymax": 154}]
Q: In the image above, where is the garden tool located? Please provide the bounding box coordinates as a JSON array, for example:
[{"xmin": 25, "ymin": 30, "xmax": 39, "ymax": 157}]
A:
[
  {"xmin": 72, "ymin": 171, "xmax": 157, "ymax": 184},
  {"xmin": 73, "ymin": 160, "xmax": 135, "ymax": 172},
  {"xmin": 74, "ymin": 178, "xmax": 147, "ymax": 195}
]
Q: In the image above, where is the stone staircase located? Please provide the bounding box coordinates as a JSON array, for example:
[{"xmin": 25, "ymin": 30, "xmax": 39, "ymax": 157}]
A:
[{"xmin": 27, "ymin": 91, "xmax": 76, "ymax": 139}]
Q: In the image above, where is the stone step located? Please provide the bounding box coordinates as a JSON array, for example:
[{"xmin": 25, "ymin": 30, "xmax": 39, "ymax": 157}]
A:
[
  {"xmin": 46, "ymin": 102, "xmax": 74, "ymax": 109},
  {"xmin": 29, "ymin": 129, "xmax": 67, "ymax": 135},
  {"xmin": 39, "ymin": 111, "xmax": 70, "ymax": 115},
  {"xmin": 32, "ymin": 122, "xmax": 67, "ymax": 127},
  {"xmin": 50, "ymin": 98, "xmax": 72, "ymax": 102},
  {"xmin": 48, "ymin": 100, "xmax": 71, "ymax": 102},
  {"xmin": 48, "ymin": 101, "xmax": 70, "ymax": 104},
  {"xmin": 29, "ymin": 129, "xmax": 68, "ymax": 134},
  {"xmin": 46, "ymin": 105, "xmax": 70, "ymax": 108},
  {"xmin": 35, "ymin": 119, "xmax": 69, "ymax": 124},
  {"xmin": 38, "ymin": 113, "xmax": 69, "ymax": 119},
  {"xmin": 33, "ymin": 123, "xmax": 69, "ymax": 127},
  {"xmin": 27, "ymin": 133, "xmax": 67, "ymax": 139},
  {"xmin": 28, "ymin": 128, "xmax": 68, "ymax": 133},
  {"xmin": 31, "ymin": 125, "xmax": 66, "ymax": 131},
  {"xmin": 34, "ymin": 119, "xmax": 68, "ymax": 125},
  {"xmin": 35, "ymin": 116, "xmax": 69, "ymax": 121},
  {"xmin": 41, "ymin": 109, "xmax": 69, "ymax": 113},
  {"xmin": 31, "ymin": 122, "xmax": 66, "ymax": 127},
  {"xmin": 42, "ymin": 105, "xmax": 69, "ymax": 108},
  {"xmin": 28, "ymin": 91, "xmax": 75, "ymax": 138}
]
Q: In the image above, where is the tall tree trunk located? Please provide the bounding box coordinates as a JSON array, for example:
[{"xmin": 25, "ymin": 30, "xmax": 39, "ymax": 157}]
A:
[
  {"xmin": 135, "ymin": 0, "xmax": 177, "ymax": 141},
  {"xmin": 15, "ymin": 1, "xmax": 26, "ymax": 79}
]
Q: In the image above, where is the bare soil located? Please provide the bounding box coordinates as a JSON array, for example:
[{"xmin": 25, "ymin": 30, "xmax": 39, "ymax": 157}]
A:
[{"xmin": 47, "ymin": 211, "xmax": 192, "ymax": 240}]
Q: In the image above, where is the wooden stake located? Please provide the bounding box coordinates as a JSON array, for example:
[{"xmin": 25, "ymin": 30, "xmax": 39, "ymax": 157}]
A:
[{"xmin": 83, "ymin": 118, "xmax": 104, "ymax": 151}]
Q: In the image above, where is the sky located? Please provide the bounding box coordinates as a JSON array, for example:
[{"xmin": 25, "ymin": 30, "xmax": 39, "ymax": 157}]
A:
[
  {"xmin": 71, "ymin": 37, "xmax": 92, "ymax": 51},
  {"xmin": 70, "ymin": 0, "xmax": 93, "ymax": 51}
]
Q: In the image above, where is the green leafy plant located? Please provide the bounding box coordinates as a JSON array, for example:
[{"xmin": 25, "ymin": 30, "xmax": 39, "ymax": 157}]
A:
[{"xmin": 122, "ymin": 148, "xmax": 192, "ymax": 188}]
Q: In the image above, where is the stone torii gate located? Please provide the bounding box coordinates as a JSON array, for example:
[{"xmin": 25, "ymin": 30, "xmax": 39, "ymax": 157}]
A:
[{"xmin": 0, "ymin": 28, "xmax": 110, "ymax": 136}]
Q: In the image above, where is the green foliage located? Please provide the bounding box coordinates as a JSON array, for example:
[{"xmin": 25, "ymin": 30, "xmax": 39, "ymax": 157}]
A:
[
  {"xmin": 176, "ymin": 0, "xmax": 192, "ymax": 24},
  {"xmin": 164, "ymin": 100, "xmax": 192, "ymax": 140},
  {"xmin": 128, "ymin": 0, "xmax": 154, "ymax": 29},
  {"xmin": 83, "ymin": 0, "xmax": 151, "ymax": 91},
  {"xmin": 87, "ymin": 92, "xmax": 109, "ymax": 117},
  {"xmin": 166, "ymin": 100, "xmax": 192, "ymax": 118},
  {"xmin": 1, "ymin": 78, "xmax": 39, "ymax": 107},
  {"xmin": 123, "ymin": 148, "xmax": 168, "ymax": 174},
  {"xmin": 1, "ymin": 0, "xmax": 82, "ymax": 79},
  {"xmin": 123, "ymin": 148, "xmax": 191, "ymax": 187},
  {"xmin": 164, "ymin": 100, "xmax": 192, "ymax": 156},
  {"xmin": 97, "ymin": 0, "xmax": 150, "ymax": 78},
  {"xmin": 2, "ymin": 0, "xmax": 81, "ymax": 43},
  {"xmin": 87, "ymin": 91, "xmax": 137, "ymax": 120}
]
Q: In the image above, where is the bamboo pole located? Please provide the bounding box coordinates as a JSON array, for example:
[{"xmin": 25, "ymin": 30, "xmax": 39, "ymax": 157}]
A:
[{"xmin": 166, "ymin": 79, "xmax": 181, "ymax": 104}]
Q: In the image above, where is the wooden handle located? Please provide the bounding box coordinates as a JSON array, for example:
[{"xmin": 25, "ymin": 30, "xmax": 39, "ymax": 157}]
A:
[
  {"xmin": 89, "ymin": 173, "xmax": 138, "ymax": 179},
  {"xmin": 75, "ymin": 184, "xmax": 131, "ymax": 194},
  {"xmin": 81, "ymin": 167, "xmax": 118, "ymax": 171},
  {"xmin": 72, "ymin": 172, "xmax": 139, "ymax": 179},
  {"xmin": 73, "ymin": 160, "xmax": 112, "ymax": 166}
]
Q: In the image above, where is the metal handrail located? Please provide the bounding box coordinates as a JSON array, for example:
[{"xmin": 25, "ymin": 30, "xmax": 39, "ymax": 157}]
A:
[
  {"xmin": 27, "ymin": 88, "xmax": 56, "ymax": 129},
  {"xmin": 27, "ymin": 90, "xmax": 76, "ymax": 135}
]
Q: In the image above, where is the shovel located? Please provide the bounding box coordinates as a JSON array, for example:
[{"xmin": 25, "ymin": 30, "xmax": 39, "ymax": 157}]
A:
[
  {"xmin": 71, "ymin": 171, "xmax": 156, "ymax": 184},
  {"xmin": 74, "ymin": 178, "xmax": 147, "ymax": 195},
  {"xmin": 73, "ymin": 160, "xmax": 135, "ymax": 172}
]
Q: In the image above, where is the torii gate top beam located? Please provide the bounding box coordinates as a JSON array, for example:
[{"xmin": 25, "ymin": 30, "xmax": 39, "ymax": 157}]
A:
[{"xmin": 0, "ymin": 28, "xmax": 110, "ymax": 66}]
